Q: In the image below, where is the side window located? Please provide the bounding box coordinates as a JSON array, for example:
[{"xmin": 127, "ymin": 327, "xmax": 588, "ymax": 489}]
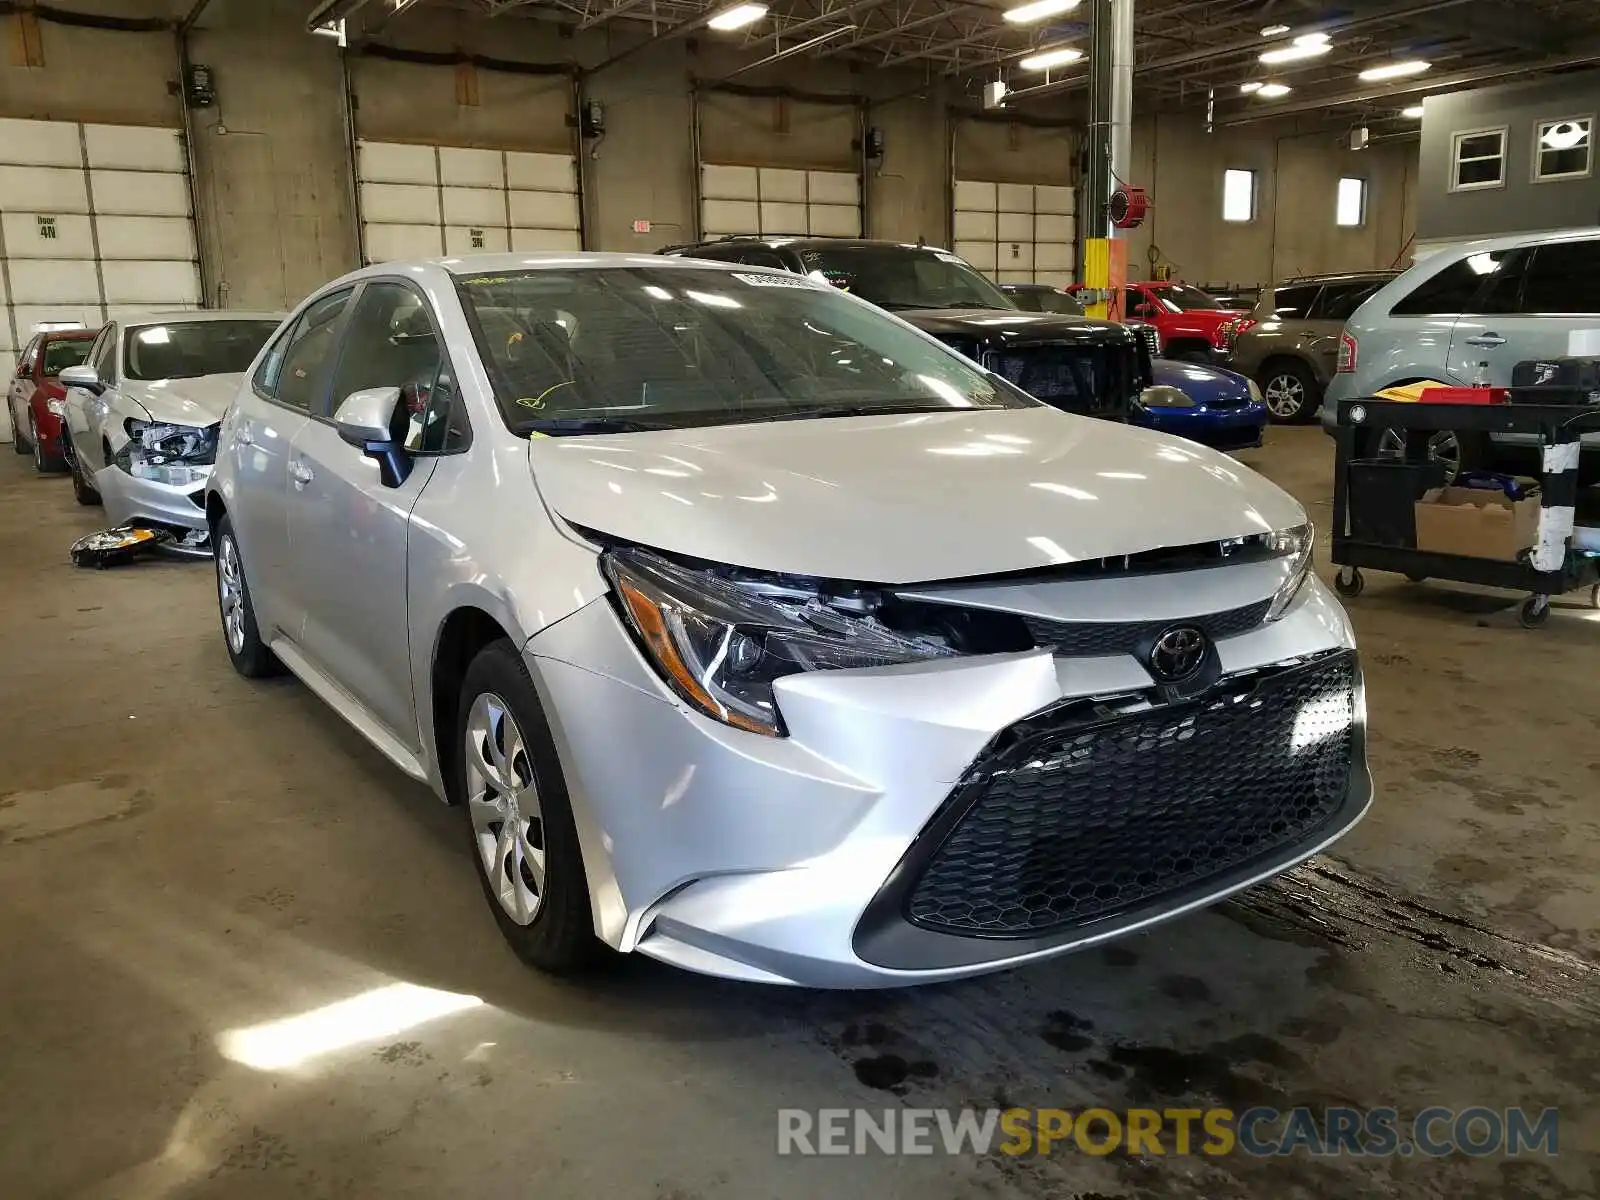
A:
[
  {"xmin": 1272, "ymin": 285, "xmax": 1322, "ymax": 320},
  {"xmin": 1468, "ymin": 249, "xmax": 1529, "ymax": 315},
  {"xmin": 1309, "ymin": 280, "xmax": 1387, "ymax": 321},
  {"xmin": 327, "ymin": 281, "xmax": 465, "ymax": 453},
  {"xmin": 271, "ymin": 289, "xmax": 353, "ymax": 413},
  {"xmin": 1390, "ymin": 252, "xmax": 1510, "ymax": 316},
  {"xmin": 1520, "ymin": 241, "xmax": 1600, "ymax": 315},
  {"xmin": 737, "ymin": 248, "xmax": 789, "ymax": 271},
  {"xmin": 18, "ymin": 337, "xmax": 40, "ymax": 376},
  {"xmin": 92, "ymin": 325, "xmax": 117, "ymax": 381}
]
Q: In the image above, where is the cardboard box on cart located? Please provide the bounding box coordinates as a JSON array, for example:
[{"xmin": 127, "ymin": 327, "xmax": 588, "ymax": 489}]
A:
[{"xmin": 1413, "ymin": 485, "xmax": 1541, "ymax": 561}]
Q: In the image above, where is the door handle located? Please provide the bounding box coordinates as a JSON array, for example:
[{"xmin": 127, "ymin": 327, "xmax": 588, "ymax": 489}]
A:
[
  {"xmin": 1464, "ymin": 333, "xmax": 1506, "ymax": 348},
  {"xmin": 290, "ymin": 461, "xmax": 314, "ymax": 489}
]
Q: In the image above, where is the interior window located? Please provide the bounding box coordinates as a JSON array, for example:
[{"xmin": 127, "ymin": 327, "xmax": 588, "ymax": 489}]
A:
[
  {"xmin": 1390, "ymin": 251, "xmax": 1510, "ymax": 316},
  {"xmin": 328, "ymin": 281, "xmax": 464, "ymax": 452},
  {"xmin": 1520, "ymin": 241, "xmax": 1600, "ymax": 314},
  {"xmin": 271, "ymin": 290, "xmax": 353, "ymax": 413},
  {"xmin": 737, "ymin": 249, "xmax": 789, "ymax": 271}
]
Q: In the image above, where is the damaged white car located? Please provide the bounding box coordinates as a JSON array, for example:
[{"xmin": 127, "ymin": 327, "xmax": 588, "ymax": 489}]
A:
[{"xmin": 60, "ymin": 312, "xmax": 284, "ymax": 552}]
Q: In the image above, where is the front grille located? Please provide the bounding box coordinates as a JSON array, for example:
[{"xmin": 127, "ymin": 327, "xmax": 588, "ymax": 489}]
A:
[
  {"xmin": 983, "ymin": 343, "xmax": 1137, "ymax": 420},
  {"xmin": 1022, "ymin": 599, "xmax": 1269, "ymax": 657},
  {"xmin": 904, "ymin": 652, "xmax": 1356, "ymax": 937},
  {"xmin": 1132, "ymin": 324, "xmax": 1161, "ymax": 359}
]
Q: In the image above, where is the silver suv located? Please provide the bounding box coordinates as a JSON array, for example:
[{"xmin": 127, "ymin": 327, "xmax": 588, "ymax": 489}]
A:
[{"xmin": 1322, "ymin": 228, "xmax": 1600, "ymax": 477}]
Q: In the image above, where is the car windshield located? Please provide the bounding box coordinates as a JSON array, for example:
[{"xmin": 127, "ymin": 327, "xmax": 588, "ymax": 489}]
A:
[
  {"xmin": 42, "ymin": 339, "xmax": 92, "ymax": 376},
  {"xmin": 457, "ymin": 267, "xmax": 1036, "ymax": 435},
  {"xmin": 1154, "ymin": 283, "xmax": 1223, "ymax": 312},
  {"xmin": 795, "ymin": 246, "xmax": 1014, "ymax": 312},
  {"xmin": 124, "ymin": 320, "xmax": 281, "ymax": 381}
]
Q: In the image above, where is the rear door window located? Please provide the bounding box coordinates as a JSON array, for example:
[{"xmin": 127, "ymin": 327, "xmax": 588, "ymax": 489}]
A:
[
  {"xmin": 1389, "ymin": 251, "xmax": 1513, "ymax": 316},
  {"xmin": 1270, "ymin": 284, "xmax": 1322, "ymax": 319},
  {"xmin": 1519, "ymin": 240, "xmax": 1600, "ymax": 315},
  {"xmin": 1307, "ymin": 281, "xmax": 1386, "ymax": 321}
]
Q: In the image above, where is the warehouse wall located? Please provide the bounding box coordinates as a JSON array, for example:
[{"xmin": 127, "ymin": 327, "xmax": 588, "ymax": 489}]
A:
[
  {"xmin": 1, "ymin": 0, "xmax": 1418, "ymax": 310},
  {"xmin": 1120, "ymin": 113, "xmax": 1418, "ymax": 289}
]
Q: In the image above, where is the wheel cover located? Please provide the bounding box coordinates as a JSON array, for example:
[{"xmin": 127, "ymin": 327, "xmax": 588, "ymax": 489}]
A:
[
  {"xmin": 217, "ymin": 535, "xmax": 247, "ymax": 655},
  {"xmin": 464, "ymin": 692, "xmax": 547, "ymax": 926},
  {"xmin": 1264, "ymin": 373, "xmax": 1305, "ymax": 418},
  {"xmin": 1378, "ymin": 428, "xmax": 1462, "ymax": 481}
]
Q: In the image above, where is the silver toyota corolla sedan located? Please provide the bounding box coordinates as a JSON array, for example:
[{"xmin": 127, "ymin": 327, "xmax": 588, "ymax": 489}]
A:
[{"xmin": 206, "ymin": 252, "xmax": 1371, "ymax": 988}]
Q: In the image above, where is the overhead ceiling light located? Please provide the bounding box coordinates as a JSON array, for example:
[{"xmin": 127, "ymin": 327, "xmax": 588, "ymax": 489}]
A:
[
  {"xmin": 1004, "ymin": 0, "xmax": 1081, "ymax": 24},
  {"xmin": 1542, "ymin": 121, "xmax": 1587, "ymax": 150},
  {"xmin": 707, "ymin": 2, "xmax": 768, "ymax": 30},
  {"xmin": 1020, "ymin": 46, "xmax": 1084, "ymax": 70},
  {"xmin": 1260, "ymin": 24, "xmax": 1291, "ymax": 37},
  {"xmin": 1257, "ymin": 82, "xmax": 1292, "ymax": 98},
  {"xmin": 1239, "ymin": 81, "xmax": 1263, "ymax": 93},
  {"xmin": 1402, "ymin": 104, "xmax": 1425, "ymax": 118},
  {"xmin": 1260, "ymin": 37, "xmax": 1332, "ymax": 64},
  {"xmin": 1358, "ymin": 59, "xmax": 1431, "ymax": 81}
]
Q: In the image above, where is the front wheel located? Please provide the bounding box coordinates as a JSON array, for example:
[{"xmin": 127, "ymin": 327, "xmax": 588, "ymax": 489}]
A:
[
  {"xmin": 214, "ymin": 517, "xmax": 280, "ymax": 677},
  {"xmin": 67, "ymin": 436, "xmax": 101, "ymax": 506},
  {"xmin": 456, "ymin": 640, "xmax": 602, "ymax": 973},
  {"xmin": 30, "ymin": 415, "xmax": 65, "ymax": 473},
  {"xmin": 1259, "ymin": 362, "xmax": 1320, "ymax": 424}
]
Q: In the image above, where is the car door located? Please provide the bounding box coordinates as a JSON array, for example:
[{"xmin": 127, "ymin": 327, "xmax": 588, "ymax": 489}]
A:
[
  {"xmin": 1444, "ymin": 248, "xmax": 1554, "ymax": 385},
  {"xmin": 227, "ymin": 288, "xmax": 354, "ymax": 639},
  {"xmin": 8, "ymin": 337, "xmax": 39, "ymax": 441},
  {"xmin": 284, "ymin": 279, "xmax": 452, "ymax": 748}
]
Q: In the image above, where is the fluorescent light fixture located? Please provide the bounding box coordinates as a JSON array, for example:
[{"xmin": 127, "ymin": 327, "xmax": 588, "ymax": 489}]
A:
[
  {"xmin": 1240, "ymin": 81, "xmax": 1263, "ymax": 93},
  {"xmin": 1358, "ymin": 59, "xmax": 1430, "ymax": 82},
  {"xmin": 1542, "ymin": 121, "xmax": 1587, "ymax": 150},
  {"xmin": 707, "ymin": 2, "xmax": 768, "ymax": 30},
  {"xmin": 1260, "ymin": 24, "xmax": 1291, "ymax": 36},
  {"xmin": 1294, "ymin": 32, "xmax": 1331, "ymax": 45},
  {"xmin": 1257, "ymin": 82, "xmax": 1291, "ymax": 98},
  {"xmin": 1020, "ymin": 46, "xmax": 1084, "ymax": 71},
  {"xmin": 1402, "ymin": 104, "xmax": 1425, "ymax": 119},
  {"xmin": 218, "ymin": 984, "xmax": 483, "ymax": 1071},
  {"xmin": 1003, "ymin": 0, "xmax": 1080, "ymax": 24},
  {"xmin": 1260, "ymin": 38, "xmax": 1331, "ymax": 64}
]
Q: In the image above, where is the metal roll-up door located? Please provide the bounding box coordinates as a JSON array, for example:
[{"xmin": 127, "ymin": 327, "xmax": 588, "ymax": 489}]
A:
[
  {"xmin": 696, "ymin": 89, "xmax": 863, "ymax": 241},
  {"xmin": 951, "ymin": 117, "xmax": 1079, "ymax": 286},
  {"xmin": 353, "ymin": 57, "xmax": 580, "ymax": 264},
  {"xmin": 0, "ymin": 117, "xmax": 200, "ymax": 363}
]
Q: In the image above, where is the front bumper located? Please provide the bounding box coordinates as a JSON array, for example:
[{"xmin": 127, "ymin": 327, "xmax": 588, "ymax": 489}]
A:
[
  {"xmin": 527, "ymin": 573, "xmax": 1368, "ymax": 987},
  {"xmin": 96, "ymin": 462, "xmax": 211, "ymax": 540},
  {"xmin": 1136, "ymin": 401, "xmax": 1268, "ymax": 451}
]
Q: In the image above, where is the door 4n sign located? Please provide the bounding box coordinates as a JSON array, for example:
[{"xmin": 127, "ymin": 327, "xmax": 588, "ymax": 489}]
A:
[{"xmin": 36, "ymin": 216, "xmax": 57, "ymax": 240}]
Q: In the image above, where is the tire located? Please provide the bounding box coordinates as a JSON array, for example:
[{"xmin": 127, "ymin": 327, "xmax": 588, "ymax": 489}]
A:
[
  {"xmin": 11, "ymin": 415, "xmax": 27, "ymax": 454},
  {"xmin": 68, "ymin": 437, "xmax": 101, "ymax": 506},
  {"xmin": 29, "ymin": 414, "xmax": 65, "ymax": 474},
  {"xmin": 214, "ymin": 516, "xmax": 281, "ymax": 678},
  {"xmin": 1258, "ymin": 360, "xmax": 1321, "ymax": 424},
  {"xmin": 454, "ymin": 639, "xmax": 602, "ymax": 973}
]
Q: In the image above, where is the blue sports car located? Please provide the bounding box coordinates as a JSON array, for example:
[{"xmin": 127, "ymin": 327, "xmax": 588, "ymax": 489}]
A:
[{"xmin": 1134, "ymin": 358, "xmax": 1268, "ymax": 452}]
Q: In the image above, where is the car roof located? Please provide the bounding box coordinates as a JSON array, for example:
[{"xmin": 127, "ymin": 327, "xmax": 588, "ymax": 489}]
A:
[
  {"xmin": 1424, "ymin": 226, "xmax": 1600, "ymax": 257},
  {"xmin": 1276, "ymin": 271, "xmax": 1399, "ymax": 285},
  {"xmin": 112, "ymin": 310, "xmax": 286, "ymax": 328},
  {"xmin": 661, "ymin": 237, "xmax": 955, "ymax": 255}
]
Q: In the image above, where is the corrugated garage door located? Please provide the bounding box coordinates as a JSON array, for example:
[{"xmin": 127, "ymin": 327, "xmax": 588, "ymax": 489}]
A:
[
  {"xmin": 697, "ymin": 89, "xmax": 862, "ymax": 241},
  {"xmin": 0, "ymin": 117, "xmax": 199, "ymax": 362},
  {"xmin": 951, "ymin": 118, "xmax": 1078, "ymax": 286},
  {"xmin": 357, "ymin": 141, "xmax": 580, "ymax": 263}
]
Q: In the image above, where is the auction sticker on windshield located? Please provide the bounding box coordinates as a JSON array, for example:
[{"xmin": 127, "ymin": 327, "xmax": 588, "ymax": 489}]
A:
[{"xmin": 732, "ymin": 273, "xmax": 822, "ymax": 289}]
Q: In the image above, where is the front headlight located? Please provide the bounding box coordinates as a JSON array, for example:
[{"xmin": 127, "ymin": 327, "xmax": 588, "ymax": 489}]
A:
[
  {"xmin": 1138, "ymin": 384, "xmax": 1195, "ymax": 409},
  {"xmin": 1246, "ymin": 378, "xmax": 1264, "ymax": 405},
  {"xmin": 115, "ymin": 418, "xmax": 219, "ymax": 486},
  {"xmin": 1266, "ymin": 523, "xmax": 1314, "ymax": 620},
  {"xmin": 603, "ymin": 548, "xmax": 957, "ymax": 737}
]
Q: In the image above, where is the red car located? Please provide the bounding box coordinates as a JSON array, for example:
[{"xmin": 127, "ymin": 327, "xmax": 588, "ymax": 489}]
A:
[
  {"xmin": 8, "ymin": 328, "xmax": 96, "ymax": 473},
  {"xmin": 1070, "ymin": 281, "xmax": 1237, "ymax": 363}
]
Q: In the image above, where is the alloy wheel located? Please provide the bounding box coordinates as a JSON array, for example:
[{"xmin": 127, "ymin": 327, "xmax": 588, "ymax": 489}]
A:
[
  {"xmin": 464, "ymin": 692, "xmax": 547, "ymax": 927},
  {"xmin": 30, "ymin": 416, "xmax": 43, "ymax": 470},
  {"xmin": 1264, "ymin": 373, "xmax": 1305, "ymax": 419},
  {"xmin": 217, "ymin": 534, "xmax": 247, "ymax": 655},
  {"xmin": 1377, "ymin": 428, "xmax": 1462, "ymax": 482}
]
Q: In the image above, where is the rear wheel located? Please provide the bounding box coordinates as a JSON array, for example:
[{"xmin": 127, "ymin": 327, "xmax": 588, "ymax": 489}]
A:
[
  {"xmin": 455, "ymin": 640, "xmax": 602, "ymax": 973},
  {"xmin": 1375, "ymin": 427, "xmax": 1486, "ymax": 484},
  {"xmin": 1259, "ymin": 361, "xmax": 1320, "ymax": 423}
]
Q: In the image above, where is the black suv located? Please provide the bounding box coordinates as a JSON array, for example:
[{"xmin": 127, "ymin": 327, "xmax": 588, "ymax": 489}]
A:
[{"xmin": 660, "ymin": 236, "xmax": 1148, "ymax": 423}]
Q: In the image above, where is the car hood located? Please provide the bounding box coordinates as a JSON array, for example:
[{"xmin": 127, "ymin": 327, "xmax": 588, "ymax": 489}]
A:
[
  {"xmin": 528, "ymin": 407, "xmax": 1303, "ymax": 583},
  {"xmin": 121, "ymin": 373, "xmax": 244, "ymax": 426},
  {"xmin": 1152, "ymin": 358, "xmax": 1251, "ymax": 400},
  {"xmin": 897, "ymin": 308, "xmax": 1132, "ymax": 346}
]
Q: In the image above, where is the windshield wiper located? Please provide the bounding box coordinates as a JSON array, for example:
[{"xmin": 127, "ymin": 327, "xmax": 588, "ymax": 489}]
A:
[
  {"xmin": 751, "ymin": 402, "xmax": 967, "ymax": 423},
  {"xmin": 520, "ymin": 415, "xmax": 676, "ymax": 436}
]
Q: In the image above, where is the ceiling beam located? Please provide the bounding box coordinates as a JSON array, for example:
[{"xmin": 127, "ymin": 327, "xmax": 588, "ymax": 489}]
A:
[
  {"xmin": 1341, "ymin": 0, "xmax": 1564, "ymax": 54},
  {"xmin": 1218, "ymin": 49, "xmax": 1600, "ymax": 123}
]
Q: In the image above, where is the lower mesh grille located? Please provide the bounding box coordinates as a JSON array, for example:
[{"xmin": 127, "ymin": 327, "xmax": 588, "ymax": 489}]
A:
[
  {"xmin": 904, "ymin": 652, "xmax": 1357, "ymax": 937},
  {"xmin": 1022, "ymin": 599, "xmax": 1270, "ymax": 657}
]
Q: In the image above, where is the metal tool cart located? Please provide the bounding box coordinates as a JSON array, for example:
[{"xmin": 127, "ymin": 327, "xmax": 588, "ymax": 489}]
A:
[{"xmin": 1329, "ymin": 397, "xmax": 1600, "ymax": 628}]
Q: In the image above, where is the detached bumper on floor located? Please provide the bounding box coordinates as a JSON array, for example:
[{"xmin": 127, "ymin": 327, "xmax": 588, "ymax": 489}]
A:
[{"xmin": 527, "ymin": 576, "xmax": 1371, "ymax": 987}]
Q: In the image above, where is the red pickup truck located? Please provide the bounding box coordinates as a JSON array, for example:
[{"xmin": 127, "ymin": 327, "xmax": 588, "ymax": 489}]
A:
[{"xmin": 1070, "ymin": 281, "xmax": 1237, "ymax": 363}]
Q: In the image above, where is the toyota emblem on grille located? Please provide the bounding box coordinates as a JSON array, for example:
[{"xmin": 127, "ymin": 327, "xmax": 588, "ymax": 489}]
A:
[{"xmin": 1149, "ymin": 625, "xmax": 1208, "ymax": 681}]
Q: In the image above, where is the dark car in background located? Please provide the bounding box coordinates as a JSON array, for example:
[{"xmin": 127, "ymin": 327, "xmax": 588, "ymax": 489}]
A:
[
  {"xmin": 1223, "ymin": 271, "xmax": 1398, "ymax": 423},
  {"xmin": 7, "ymin": 327, "xmax": 96, "ymax": 473}
]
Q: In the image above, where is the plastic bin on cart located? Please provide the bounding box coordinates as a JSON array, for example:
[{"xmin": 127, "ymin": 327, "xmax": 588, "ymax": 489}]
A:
[{"xmin": 1346, "ymin": 457, "xmax": 1446, "ymax": 547}]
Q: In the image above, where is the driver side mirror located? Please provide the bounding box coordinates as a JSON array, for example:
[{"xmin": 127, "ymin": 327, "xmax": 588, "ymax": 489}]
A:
[
  {"xmin": 58, "ymin": 365, "xmax": 103, "ymax": 396},
  {"xmin": 334, "ymin": 386, "xmax": 412, "ymax": 487}
]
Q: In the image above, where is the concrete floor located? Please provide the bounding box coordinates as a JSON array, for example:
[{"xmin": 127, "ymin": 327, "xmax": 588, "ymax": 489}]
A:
[{"xmin": 0, "ymin": 428, "xmax": 1596, "ymax": 1200}]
